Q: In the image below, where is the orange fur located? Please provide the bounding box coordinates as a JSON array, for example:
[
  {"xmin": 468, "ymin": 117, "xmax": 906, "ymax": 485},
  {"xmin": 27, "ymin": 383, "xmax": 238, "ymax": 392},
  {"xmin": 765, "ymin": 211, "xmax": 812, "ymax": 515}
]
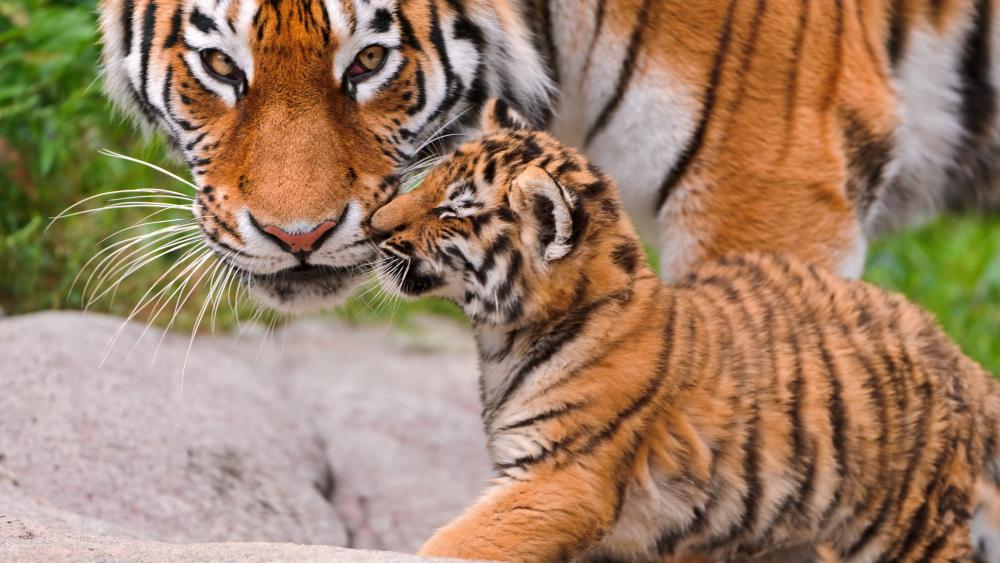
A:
[
  {"xmin": 97, "ymin": 0, "xmax": 1000, "ymax": 310},
  {"xmin": 371, "ymin": 102, "xmax": 1000, "ymax": 562}
]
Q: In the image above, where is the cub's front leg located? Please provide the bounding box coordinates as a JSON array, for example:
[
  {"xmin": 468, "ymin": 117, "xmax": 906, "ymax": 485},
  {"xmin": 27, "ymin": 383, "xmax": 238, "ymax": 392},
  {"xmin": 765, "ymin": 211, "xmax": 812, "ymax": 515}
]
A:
[{"xmin": 419, "ymin": 470, "xmax": 618, "ymax": 562}]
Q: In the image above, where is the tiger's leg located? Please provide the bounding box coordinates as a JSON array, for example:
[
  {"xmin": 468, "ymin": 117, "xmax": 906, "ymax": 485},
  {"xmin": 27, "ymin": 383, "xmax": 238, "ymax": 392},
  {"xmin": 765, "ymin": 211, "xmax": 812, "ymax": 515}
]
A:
[
  {"xmin": 418, "ymin": 470, "xmax": 618, "ymax": 562},
  {"xmin": 647, "ymin": 0, "xmax": 898, "ymax": 281},
  {"xmin": 657, "ymin": 171, "xmax": 865, "ymax": 281}
]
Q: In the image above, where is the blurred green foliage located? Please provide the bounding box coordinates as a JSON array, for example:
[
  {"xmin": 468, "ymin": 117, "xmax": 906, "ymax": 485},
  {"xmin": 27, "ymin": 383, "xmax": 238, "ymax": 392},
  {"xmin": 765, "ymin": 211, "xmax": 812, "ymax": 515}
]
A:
[{"xmin": 1, "ymin": 0, "xmax": 997, "ymax": 372}]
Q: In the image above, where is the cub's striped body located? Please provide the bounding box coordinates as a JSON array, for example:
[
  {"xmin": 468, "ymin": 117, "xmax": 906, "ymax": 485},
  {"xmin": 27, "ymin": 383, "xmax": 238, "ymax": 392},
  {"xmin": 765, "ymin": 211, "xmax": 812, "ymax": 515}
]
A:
[
  {"xmin": 372, "ymin": 102, "xmax": 1000, "ymax": 562},
  {"xmin": 98, "ymin": 0, "xmax": 1000, "ymax": 312}
]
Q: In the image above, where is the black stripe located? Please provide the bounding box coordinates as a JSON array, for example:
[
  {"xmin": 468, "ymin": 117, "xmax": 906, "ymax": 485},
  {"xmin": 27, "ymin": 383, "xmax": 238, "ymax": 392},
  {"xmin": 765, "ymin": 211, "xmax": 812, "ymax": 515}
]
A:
[
  {"xmin": 840, "ymin": 329, "xmax": 893, "ymax": 557},
  {"xmin": 536, "ymin": 288, "xmax": 657, "ymax": 397},
  {"xmin": 840, "ymin": 108, "xmax": 893, "ymax": 216},
  {"xmin": 184, "ymin": 131, "xmax": 206, "ymax": 152},
  {"xmin": 471, "ymin": 233, "xmax": 511, "ymax": 284},
  {"xmin": 577, "ymin": 295, "xmax": 677, "ymax": 455},
  {"xmin": 370, "ymin": 7, "xmax": 391, "ymax": 33},
  {"xmin": 726, "ymin": 0, "xmax": 768, "ymax": 117},
  {"xmin": 125, "ymin": 81, "xmax": 157, "ymax": 124},
  {"xmin": 959, "ymin": 0, "xmax": 996, "ymax": 140},
  {"xmin": 820, "ymin": 0, "xmax": 845, "ymax": 111},
  {"xmin": 886, "ymin": 0, "xmax": 908, "ymax": 66},
  {"xmin": 139, "ymin": 0, "xmax": 158, "ymax": 107},
  {"xmin": 695, "ymin": 279, "xmax": 763, "ymax": 546},
  {"xmin": 497, "ymin": 253, "xmax": 524, "ymax": 323},
  {"xmin": 318, "ymin": 2, "xmax": 330, "ymax": 44},
  {"xmin": 407, "ymin": 66, "xmax": 427, "ymax": 116},
  {"xmin": 656, "ymin": 0, "xmax": 738, "ymax": 209},
  {"xmin": 815, "ymin": 326, "xmax": 848, "ymax": 525},
  {"xmin": 190, "ymin": 7, "xmax": 218, "ymax": 34},
  {"xmin": 424, "ymin": 1, "xmax": 464, "ymax": 126},
  {"xmin": 162, "ymin": 62, "xmax": 201, "ymax": 132},
  {"xmin": 121, "ymin": 0, "xmax": 135, "ymax": 56},
  {"xmin": 496, "ymin": 401, "xmax": 586, "ymax": 432},
  {"xmin": 584, "ymin": 0, "xmax": 652, "ymax": 147},
  {"xmin": 161, "ymin": 62, "xmax": 175, "ymax": 126},
  {"xmin": 723, "ymin": 257, "xmax": 818, "ymax": 540},
  {"xmin": 395, "ymin": 5, "xmax": 420, "ymax": 49},
  {"xmin": 163, "ymin": 3, "xmax": 183, "ymax": 48},
  {"xmin": 783, "ymin": 0, "xmax": 811, "ymax": 141},
  {"xmin": 881, "ymin": 376, "xmax": 934, "ymax": 559},
  {"xmin": 610, "ymin": 240, "xmax": 640, "ymax": 274},
  {"xmin": 843, "ymin": 494, "xmax": 892, "ymax": 558},
  {"xmin": 915, "ymin": 523, "xmax": 957, "ymax": 563},
  {"xmin": 658, "ymin": 294, "xmax": 735, "ymax": 554},
  {"xmin": 488, "ymin": 283, "xmax": 597, "ymax": 416},
  {"xmin": 540, "ymin": 0, "xmax": 560, "ymax": 86},
  {"xmin": 893, "ymin": 435, "xmax": 955, "ymax": 561}
]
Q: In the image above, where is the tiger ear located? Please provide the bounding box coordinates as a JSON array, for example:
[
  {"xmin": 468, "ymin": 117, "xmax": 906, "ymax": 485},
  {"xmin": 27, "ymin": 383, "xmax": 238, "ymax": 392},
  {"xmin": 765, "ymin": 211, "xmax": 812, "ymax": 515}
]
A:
[
  {"xmin": 511, "ymin": 166, "xmax": 577, "ymax": 262},
  {"xmin": 482, "ymin": 98, "xmax": 533, "ymax": 132}
]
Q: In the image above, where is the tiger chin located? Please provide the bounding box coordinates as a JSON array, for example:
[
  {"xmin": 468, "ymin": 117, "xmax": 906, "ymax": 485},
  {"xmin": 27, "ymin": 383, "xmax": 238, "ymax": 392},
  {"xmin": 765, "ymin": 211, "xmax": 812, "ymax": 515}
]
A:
[{"xmin": 372, "ymin": 99, "xmax": 1000, "ymax": 563}]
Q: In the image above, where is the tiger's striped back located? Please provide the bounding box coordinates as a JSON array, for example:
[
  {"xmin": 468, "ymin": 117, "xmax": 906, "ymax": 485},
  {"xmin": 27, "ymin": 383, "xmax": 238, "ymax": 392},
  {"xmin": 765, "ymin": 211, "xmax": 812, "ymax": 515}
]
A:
[{"xmin": 370, "ymin": 104, "xmax": 1000, "ymax": 562}]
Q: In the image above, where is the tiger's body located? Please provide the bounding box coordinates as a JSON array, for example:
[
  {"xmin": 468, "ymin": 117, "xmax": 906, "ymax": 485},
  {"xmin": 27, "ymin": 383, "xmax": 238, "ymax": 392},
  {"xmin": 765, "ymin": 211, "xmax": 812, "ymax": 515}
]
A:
[
  {"xmin": 371, "ymin": 101, "xmax": 1000, "ymax": 562},
  {"xmin": 98, "ymin": 0, "xmax": 1000, "ymax": 311}
]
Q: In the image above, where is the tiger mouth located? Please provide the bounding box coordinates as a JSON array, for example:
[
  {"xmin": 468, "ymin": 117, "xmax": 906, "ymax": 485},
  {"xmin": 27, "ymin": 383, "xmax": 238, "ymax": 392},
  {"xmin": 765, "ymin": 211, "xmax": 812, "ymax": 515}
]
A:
[
  {"xmin": 227, "ymin": 261, "xmax": 371, "ymax": 310},
  {"xmin": 247, "ymin": 263, "xmax": 358, "ymax": 284}
]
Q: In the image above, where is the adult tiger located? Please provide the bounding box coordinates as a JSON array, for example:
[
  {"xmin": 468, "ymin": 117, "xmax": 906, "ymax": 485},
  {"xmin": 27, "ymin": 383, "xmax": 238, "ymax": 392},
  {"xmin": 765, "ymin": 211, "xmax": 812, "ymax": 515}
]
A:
[{"xmin": 98, "ymin": 0, "xmax": 1000, "ymax": 312}]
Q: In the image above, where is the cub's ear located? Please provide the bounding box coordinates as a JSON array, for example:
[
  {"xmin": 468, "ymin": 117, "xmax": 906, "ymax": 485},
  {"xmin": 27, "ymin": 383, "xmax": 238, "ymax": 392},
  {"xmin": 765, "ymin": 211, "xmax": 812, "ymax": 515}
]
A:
[
  {"xmin": 511, "ymin": 166, "xmax": 577, "ymax": 262},
  {"xmin": 482, "ymin": 98, "xmax": 533, "ymax": 132}
]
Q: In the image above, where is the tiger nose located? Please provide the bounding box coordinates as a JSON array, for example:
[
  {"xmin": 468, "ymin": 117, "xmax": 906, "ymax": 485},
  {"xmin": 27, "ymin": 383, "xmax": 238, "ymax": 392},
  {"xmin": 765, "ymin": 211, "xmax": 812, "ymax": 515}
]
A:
[{"xmin": 256, "ymin": 219, "xmax": 338, "ymax": 257}]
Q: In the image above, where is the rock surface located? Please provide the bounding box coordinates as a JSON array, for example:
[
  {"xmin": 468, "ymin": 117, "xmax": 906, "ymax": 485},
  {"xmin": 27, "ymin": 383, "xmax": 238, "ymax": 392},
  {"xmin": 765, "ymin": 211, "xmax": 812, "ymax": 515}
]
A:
[{"xmin": 0, "ymin": 311, "xmax": 490, "ymax": 560}]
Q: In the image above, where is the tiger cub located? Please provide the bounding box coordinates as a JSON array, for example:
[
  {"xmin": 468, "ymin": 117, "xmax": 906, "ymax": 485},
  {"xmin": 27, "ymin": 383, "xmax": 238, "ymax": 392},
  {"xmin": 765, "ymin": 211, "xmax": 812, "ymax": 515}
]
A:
[{"xmin": 370, "ymin": 100, "xmax": 1000, "ymax": 563}]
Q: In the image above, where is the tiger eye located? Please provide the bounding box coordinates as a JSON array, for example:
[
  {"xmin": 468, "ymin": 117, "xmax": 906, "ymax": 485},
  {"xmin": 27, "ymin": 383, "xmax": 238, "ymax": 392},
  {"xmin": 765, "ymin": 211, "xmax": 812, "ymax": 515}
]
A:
[
  {"xmin": 205, "ymin": 50, "xmax": 236, "ymax": 79},
  {"xmin": 357, "ymin": 45, "xmax": 387, "ymax": 71}
]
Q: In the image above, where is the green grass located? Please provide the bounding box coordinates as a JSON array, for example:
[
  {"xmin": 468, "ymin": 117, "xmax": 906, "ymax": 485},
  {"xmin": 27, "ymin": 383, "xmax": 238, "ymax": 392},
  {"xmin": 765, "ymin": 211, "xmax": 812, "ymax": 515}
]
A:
[
  {"xmin": 865, "ymin": 216, "xmax": 1000, "ymax": 374},
  {"xmin": 1, "ymin": 0, "xmax": 997, "ymax": 374}
]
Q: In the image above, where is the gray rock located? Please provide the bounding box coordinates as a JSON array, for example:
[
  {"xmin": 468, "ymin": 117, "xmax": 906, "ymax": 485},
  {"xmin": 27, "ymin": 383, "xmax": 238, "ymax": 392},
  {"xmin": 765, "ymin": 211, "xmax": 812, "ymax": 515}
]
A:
[{"xmin": 0, "ymin": 311, "xmax": 490, "ymax": 560}]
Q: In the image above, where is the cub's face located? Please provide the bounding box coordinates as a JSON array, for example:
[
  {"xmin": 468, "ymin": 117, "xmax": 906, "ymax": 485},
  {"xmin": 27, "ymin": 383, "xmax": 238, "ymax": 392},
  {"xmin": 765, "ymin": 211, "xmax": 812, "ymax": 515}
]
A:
[
  {"xmin": 372, "ymin": 101, "xmax": 615, "ymax": 326},
  {"xmin": 98, "ymin": 0, "xmax": 551, "ymax": 312}
]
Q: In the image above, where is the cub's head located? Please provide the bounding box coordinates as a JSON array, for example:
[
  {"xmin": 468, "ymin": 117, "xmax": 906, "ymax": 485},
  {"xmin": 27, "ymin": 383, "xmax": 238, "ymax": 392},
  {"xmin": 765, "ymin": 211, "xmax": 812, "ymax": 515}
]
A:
[
  {"xmin": 97, "ymin": 0, "xmax": 551, "ymax": 312},
  {"xmin": 372, "ymin": 99, "xmax": 644, "ymax": 327}
]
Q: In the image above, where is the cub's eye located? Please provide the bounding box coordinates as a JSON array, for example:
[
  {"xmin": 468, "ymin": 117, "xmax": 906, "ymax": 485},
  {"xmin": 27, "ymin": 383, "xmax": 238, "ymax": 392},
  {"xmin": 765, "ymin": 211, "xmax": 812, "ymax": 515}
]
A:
[
  {"xmin": 346, "ymin": 45, "xmax": 388, "ymax": 81},
  {"xmin": 434, "ymin": 206, "xmax": 458, "ymax": 220},
  {"xmin": 200, "ymin": 49, "xmax": 242, "ymax": 83}
]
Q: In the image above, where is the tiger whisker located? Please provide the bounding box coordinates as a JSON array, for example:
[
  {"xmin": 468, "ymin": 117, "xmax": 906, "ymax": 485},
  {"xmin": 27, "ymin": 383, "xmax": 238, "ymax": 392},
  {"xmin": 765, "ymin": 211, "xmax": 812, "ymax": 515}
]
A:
[
  {"xmin": 85, "ymin": 232, "xmax": 203, "ymax": 307},
  {"xmin": 120, "ymin": 245, "xmax": 210, "ymax": 362},
  {"xmin": 83, "ymin": 233, "xmax": 201, "ymax": 310},
  {"xmin": 98, "ymin": 149, "xmax": 198, "ymax": 190},
  {"xmin": 180, "ymin": 254, "xmax": 233, "ymax": 394},
  {"xmin": 56, "ymin": 202, "xmax": 192, "ymax": 220},
  {"xmin": 47, "ymin": 188, "xmax": 192, "ymax": 231},
  {"xmin": 149, "ymin": 250, "xmax": 217, "ymax": 369},
  {"xmin": 81, "ymin": 223, "xmax": 200, "ymax": 287},
  {"xmin": 411, "ymin": 107, "xmax": 472, "ymax": 157},
  {"xmin": 383, "ymin": 255, "xmax": 412, "ymax": 329},
  {"xmin": 373, "ymin": 256, "xmax": 408, "ymax": 313},
  {"xmin": 72, "ymin": 219, "xmax": 198, "ymax": 296},
  {"xmin": 102, "ymin": 246, "xmax": 211, "ymax": 367}
]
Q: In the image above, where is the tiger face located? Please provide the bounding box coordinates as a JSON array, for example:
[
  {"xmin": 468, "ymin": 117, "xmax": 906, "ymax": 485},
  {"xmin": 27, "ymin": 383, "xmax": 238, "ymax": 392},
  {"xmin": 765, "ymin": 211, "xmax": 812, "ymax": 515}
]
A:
[
  {"xmin": 372, "ymin": 100, "xmax": 636, "ymax": 327},
  {"xmin": 98, "ymin": 0, "xmax": 551, "ymax": 312}
]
